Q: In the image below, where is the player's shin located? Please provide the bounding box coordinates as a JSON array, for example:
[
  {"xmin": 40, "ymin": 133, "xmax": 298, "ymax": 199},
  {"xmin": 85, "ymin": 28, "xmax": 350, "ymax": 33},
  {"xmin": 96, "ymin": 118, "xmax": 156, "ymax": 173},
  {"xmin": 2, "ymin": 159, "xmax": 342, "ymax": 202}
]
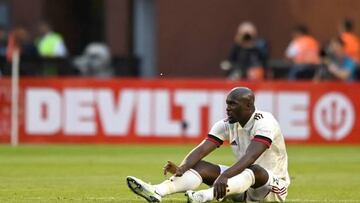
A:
[
  {"xmin": 155, "ymin": 169, "xmax": 202, "ymax": 196},
  {"xmin": 226, "ymin": 168, "xmax": 255, "ymax": 195}
]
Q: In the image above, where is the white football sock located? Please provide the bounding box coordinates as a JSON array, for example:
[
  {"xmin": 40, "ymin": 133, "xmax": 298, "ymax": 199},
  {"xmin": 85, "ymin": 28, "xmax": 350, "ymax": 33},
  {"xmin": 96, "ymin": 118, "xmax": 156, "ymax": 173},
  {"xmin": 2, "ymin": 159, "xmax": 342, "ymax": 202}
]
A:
[
  {"xmin": 193, "ymin": 168, "xmax": 255, "ymax": 202},
  {"xmin": 226, "ymin": 168, "xmax": 255, "ymax": 195},
  {"xmin": 193, "ymin": 187, "xmax": 213, "ymax": 202},
  {"xmin": 154, "ymin": 169, "xmax": 203, "ymax": 196}
]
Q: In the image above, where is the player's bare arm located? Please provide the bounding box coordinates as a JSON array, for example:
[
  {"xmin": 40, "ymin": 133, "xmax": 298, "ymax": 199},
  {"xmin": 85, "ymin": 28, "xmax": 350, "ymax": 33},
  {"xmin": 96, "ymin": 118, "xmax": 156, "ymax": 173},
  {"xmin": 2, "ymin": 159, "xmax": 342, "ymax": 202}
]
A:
[
  {"xmin": 163, "ymin": 139, "xmax": 218, "ymax": 177},
  {"xmin": 213, "ymin": 140, "xmax": 268, "ymax": 199}
]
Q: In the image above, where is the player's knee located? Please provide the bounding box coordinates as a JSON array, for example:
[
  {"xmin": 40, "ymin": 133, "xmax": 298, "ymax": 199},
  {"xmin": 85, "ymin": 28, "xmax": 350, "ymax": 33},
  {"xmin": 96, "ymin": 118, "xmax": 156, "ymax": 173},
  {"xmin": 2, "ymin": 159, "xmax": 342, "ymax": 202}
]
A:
[
  {"xmin": 192, "ymin": 161, "xmax": 212, "ymax": 177},
  {"xmin": 192, "ymin": 161, "xmax": 220, "ymax": 186},
  {"xmin": 248, "ymin": 164, "xmax": 266, "ymax": 176},
  {"xmin": 248, "ymin": 164, "xmax": 269, "ymax": 188}
]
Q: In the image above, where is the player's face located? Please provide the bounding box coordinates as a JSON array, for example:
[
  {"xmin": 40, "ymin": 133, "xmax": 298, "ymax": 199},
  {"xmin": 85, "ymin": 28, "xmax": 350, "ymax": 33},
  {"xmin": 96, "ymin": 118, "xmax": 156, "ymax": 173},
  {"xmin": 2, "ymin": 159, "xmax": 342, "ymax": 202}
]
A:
[{"xmin": 226, "ymin": 95, "xmax": 248, "ymax": 124}]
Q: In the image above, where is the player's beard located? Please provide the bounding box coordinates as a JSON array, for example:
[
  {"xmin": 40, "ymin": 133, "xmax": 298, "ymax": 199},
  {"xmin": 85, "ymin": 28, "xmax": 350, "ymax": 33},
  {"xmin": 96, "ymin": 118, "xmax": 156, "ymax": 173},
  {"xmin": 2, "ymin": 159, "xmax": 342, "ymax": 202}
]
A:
[{"xmin": 227, "ymin": 116, "xmax": 237, "ymax": 124}]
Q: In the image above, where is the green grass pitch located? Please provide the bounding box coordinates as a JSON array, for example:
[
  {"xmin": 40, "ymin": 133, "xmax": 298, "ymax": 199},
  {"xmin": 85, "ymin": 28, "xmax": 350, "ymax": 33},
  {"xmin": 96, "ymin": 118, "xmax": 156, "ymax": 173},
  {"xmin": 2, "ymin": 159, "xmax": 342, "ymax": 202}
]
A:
[{"xmin": 0, "ymin": 144, "xmax": 359, "ymax": 202}]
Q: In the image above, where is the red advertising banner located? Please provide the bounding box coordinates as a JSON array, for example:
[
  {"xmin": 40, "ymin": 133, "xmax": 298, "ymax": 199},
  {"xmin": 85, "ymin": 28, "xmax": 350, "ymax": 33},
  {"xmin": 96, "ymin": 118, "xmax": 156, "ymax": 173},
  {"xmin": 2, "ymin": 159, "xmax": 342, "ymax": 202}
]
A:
[{"xmin": 0, "ymin": 78, "xmax": 359, "ymax": 144}]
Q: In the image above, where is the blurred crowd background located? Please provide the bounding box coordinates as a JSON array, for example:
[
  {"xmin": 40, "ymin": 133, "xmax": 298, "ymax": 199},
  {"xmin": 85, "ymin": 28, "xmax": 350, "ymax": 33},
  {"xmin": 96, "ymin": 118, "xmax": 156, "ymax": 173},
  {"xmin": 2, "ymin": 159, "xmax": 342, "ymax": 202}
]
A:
[{"xmin": 0, "ymin": 0, "xmax": 360, "ymax": 81}]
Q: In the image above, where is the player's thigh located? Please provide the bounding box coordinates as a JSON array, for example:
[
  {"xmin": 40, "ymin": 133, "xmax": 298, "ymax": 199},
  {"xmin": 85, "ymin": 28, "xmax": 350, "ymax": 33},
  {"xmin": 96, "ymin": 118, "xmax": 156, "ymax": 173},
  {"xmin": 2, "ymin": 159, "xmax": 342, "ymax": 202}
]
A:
[{"xmin": 192, "ymin": 160, "xmax": 222, "ymax": 186}]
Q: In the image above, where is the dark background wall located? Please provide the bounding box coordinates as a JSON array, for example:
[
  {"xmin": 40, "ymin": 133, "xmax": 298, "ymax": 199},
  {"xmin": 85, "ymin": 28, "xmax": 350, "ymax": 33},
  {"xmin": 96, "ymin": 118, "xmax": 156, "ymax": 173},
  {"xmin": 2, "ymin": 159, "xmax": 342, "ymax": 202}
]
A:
[
  {"xmin": 8, "ymin": 0, "xmax": 360, "ymax": 77},
  {"xmin": 9, "ymin": 0, "xmax": 131, "ymax": 56}
]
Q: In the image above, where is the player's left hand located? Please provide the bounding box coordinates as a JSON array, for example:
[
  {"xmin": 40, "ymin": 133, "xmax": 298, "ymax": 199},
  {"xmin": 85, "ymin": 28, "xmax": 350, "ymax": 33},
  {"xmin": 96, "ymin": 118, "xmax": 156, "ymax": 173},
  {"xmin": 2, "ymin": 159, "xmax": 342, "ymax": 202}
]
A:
[
  {"xmin": 163, "ymin": 161, "xmax": 179, "ymax": 176},
  {"xmin": 213, "ymin": 174, "xmax": 228, "ymax": 200}
]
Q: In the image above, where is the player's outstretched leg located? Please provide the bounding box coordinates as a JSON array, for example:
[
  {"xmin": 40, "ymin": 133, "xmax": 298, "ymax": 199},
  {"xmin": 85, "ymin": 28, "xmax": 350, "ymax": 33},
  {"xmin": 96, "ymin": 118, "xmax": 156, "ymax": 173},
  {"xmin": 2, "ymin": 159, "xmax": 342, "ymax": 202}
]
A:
[
  {"xmin": 127, "ymin": 169, "xmax": 203, "ymax": 202},
  {"xmin": 127, "ymin": 161, "xmax": 217, "ymax": 202},
  {"xmin": 126, "ymin": 176, "xmax": 162, "ymax": 202}
]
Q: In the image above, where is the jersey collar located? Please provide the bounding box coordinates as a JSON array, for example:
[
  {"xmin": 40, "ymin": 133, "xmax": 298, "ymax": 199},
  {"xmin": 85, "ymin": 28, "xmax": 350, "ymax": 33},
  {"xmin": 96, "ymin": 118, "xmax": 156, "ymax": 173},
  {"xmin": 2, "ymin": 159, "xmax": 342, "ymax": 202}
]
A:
[{"xmin": 234, "ymin": 110, "xmax": 256, "ymax": 129}]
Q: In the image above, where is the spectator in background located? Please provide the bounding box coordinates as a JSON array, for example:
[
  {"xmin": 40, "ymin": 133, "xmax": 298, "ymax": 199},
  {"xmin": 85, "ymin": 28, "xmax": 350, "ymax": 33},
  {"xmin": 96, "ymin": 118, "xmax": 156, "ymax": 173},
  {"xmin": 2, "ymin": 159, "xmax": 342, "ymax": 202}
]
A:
[
  {"xmin": 220, "ymin": 21, "xmax": 269, "ymax": 81},
  {"xmin": 338, "ymin": 18, "xmax": 360, "ymax": 63},
  {"xmin": 36, "ymin": 21, "xmax": 67, "ymax": 58},
  {"xmin": 73, "ymin": 42, "xmax": 113, "ymax": 77},
  {"xmin": 286, "ymin": 25, "xmax": 320, "ymax": 80},
  {"xmin": 315, "ymin": 36, "xmax": 356, "ymax": 81}
]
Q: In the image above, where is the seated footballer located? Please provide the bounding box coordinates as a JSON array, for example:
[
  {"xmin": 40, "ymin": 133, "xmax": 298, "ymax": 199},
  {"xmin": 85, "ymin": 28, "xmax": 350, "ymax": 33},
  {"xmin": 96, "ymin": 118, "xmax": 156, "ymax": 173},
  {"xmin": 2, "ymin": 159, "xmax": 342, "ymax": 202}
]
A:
[{"xmin": 127, "ymin": 87, "xmax": 290, "ymax": 202}]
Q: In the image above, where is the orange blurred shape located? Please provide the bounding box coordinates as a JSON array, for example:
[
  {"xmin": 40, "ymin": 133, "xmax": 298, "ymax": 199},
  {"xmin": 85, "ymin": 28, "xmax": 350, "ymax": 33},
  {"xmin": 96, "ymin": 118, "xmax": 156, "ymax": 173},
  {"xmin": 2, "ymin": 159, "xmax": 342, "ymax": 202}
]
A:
[{"xmin": 247, "ymin": 66, "xmax": 264, "ymax": 81}]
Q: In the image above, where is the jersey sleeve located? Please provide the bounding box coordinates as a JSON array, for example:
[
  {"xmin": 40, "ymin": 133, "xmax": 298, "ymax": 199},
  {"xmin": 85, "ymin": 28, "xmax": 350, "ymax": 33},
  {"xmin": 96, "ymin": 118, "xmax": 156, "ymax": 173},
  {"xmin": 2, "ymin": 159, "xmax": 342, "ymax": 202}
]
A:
[
  {"xmin": 252, "ymin": 115, "xmax": 275, "ymax": 148},
  {"xmin": 207, "ymin": 120, "xmax": 228, "ymax": 147}
]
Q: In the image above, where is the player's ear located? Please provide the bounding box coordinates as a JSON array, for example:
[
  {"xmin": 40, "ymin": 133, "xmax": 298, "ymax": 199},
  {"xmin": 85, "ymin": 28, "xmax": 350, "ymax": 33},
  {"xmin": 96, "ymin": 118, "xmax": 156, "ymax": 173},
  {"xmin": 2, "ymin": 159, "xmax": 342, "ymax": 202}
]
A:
[{"xmin": 247, "ymin": 101, "xmax": 252, "ymax": 108}]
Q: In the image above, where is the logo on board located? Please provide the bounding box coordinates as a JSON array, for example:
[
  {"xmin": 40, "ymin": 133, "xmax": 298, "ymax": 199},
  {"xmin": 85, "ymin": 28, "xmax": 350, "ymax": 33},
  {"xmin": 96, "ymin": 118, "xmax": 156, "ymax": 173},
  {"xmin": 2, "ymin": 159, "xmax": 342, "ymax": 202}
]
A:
[{"xmin": 313, "ymin": 92, "xmax": 355, "ymax": 141}]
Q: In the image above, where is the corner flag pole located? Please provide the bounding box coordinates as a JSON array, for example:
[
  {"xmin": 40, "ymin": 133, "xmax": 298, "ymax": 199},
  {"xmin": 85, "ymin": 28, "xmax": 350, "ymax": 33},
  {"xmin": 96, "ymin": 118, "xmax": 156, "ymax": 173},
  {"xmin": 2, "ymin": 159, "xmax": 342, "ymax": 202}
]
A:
[{"xmin": 11, "ymin": 49, "xmax": 20, "ymax": 146}]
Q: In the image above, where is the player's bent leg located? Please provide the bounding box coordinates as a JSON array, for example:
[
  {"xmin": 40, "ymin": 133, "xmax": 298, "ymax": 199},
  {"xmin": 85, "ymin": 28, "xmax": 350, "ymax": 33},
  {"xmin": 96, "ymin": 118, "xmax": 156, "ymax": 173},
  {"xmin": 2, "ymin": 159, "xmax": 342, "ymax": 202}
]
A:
[
  {"xmin": 232, "ymin": 166, "xmax": 288, "ymax": 202},
  {"xmin": 226, "ymin": 164, "xmax": 269, "ymax": 202},
  {"xmin": 126, "ymin": 176, "xmax": 162, "ymax": 202},
  {"xmin": 248, "ymin": 164, "xmax": 269, "ymax": 188},
  {"xmin": 191, "ymin": 160, "xmax": 221, "ymax": 186},
  {"xmin": 186, "ymin": 167, "xmax": 255, "ymax": 203},
  {"xmin": 184, "ymin": 161, "xmax": 222, "ymax": 203},
  {"xmin": 186, "ymin": 164, "xmax": 268, "ymax": 203}
]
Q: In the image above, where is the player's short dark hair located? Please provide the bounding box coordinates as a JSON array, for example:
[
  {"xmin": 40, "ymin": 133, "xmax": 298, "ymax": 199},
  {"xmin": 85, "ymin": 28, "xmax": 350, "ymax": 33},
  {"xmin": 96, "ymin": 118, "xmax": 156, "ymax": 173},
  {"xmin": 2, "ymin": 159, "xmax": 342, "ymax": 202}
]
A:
[{"xmin": 342, "ymin": 18, "xmax": 354, "ymax": 32}]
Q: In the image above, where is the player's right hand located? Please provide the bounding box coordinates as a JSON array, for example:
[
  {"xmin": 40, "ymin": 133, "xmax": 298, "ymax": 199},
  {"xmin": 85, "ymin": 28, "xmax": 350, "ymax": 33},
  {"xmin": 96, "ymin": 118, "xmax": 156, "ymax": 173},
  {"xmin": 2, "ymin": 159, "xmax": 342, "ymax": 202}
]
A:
[{"xmin": 163, "ymin": 161, "xmax": 186, "ymax": 177}]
